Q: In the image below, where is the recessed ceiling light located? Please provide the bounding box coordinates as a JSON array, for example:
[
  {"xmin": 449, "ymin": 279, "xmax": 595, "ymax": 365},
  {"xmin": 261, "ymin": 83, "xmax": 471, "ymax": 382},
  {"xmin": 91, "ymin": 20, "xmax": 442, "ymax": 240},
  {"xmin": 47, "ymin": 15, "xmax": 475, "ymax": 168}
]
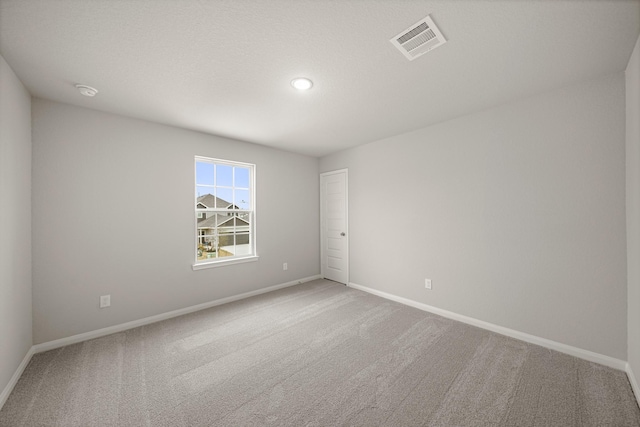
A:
[
  {"xmin": 75, "ymin": 84, "xmax": 98, "ymax": 97},
  {"xmin": 291, "ymin": 77, "xmax": 313, "ymax": 91}
]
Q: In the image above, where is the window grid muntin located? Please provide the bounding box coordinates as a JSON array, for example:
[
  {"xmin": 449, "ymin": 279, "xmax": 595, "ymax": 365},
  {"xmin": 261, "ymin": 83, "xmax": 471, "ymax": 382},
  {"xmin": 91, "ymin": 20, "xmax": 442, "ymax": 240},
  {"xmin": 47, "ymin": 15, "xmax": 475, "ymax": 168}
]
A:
[{"xmin": 195, "ymin": 156, "xmax": 255, "ymax": 265}]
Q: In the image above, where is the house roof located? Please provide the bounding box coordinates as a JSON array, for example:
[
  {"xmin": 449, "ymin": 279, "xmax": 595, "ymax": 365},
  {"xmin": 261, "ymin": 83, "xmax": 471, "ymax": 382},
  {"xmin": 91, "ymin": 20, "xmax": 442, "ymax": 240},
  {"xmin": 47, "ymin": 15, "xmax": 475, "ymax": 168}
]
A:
[
  {"xmin": 197, "ymin": 194, "xmax": 233, "ymax": 209},
  {"xmin": 198, "ymin": 214, "xmax": 250, "ymax": 229}
]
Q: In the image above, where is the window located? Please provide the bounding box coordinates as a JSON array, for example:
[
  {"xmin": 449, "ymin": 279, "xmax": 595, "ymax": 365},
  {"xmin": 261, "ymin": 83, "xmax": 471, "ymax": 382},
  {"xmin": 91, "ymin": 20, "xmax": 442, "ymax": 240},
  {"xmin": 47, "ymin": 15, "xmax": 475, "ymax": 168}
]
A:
[{"xmin": 194, "ymin": 156, "xmax": 256, "ymax": 268}]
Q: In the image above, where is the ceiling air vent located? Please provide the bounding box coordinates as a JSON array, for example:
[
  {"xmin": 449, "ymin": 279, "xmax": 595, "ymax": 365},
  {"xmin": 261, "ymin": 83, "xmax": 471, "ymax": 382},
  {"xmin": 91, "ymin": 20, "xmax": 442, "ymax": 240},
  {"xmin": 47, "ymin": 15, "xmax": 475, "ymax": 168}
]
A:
[{"xmin": 390, "ymin": 15, "xmax": 447, "ymax": 61}]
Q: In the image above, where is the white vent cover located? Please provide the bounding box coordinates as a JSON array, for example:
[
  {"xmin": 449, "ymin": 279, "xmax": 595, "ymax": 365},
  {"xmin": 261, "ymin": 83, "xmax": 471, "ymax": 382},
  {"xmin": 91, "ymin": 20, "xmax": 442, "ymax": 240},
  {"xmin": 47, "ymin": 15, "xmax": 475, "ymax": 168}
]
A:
[{"xmin": 390, "ymin": 15, "xmax": 447, "ymax": 61}]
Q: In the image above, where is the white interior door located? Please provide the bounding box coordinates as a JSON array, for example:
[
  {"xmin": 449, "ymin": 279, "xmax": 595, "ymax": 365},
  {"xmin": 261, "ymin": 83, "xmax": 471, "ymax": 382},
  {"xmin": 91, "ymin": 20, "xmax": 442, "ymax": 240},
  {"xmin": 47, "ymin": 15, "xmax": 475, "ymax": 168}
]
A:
[{"xmin": 320, "ymin": 169, "xmax": 348, "ymax": 284}]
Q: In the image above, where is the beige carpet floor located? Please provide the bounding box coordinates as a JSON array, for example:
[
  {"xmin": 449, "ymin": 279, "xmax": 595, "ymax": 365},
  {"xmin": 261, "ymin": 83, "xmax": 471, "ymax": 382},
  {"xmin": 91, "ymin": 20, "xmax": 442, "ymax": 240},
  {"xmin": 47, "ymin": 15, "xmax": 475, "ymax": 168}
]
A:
[{"xmin": 1, "ymin": 279, "xmax": 639, "ymax": 426}]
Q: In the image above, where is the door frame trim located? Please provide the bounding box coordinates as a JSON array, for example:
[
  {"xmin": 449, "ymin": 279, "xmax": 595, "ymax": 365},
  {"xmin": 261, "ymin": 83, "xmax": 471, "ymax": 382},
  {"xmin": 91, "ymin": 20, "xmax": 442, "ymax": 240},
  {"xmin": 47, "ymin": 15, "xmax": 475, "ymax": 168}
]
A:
[{"xmin": 320, "ymin": 168, "xmax": 349, "ymax": 284}]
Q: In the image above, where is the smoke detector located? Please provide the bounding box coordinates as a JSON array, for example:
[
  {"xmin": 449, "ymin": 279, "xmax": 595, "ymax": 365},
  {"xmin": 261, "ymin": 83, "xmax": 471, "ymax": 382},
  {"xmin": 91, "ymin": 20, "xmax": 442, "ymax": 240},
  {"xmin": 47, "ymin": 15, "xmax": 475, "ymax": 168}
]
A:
[
  {"xmin": 390, "ymin": 15, "xmax": 447, "ymax": 61},
  {"xmin": 75, "ymin": 84, "xmax": 98, "ymax": 97}
]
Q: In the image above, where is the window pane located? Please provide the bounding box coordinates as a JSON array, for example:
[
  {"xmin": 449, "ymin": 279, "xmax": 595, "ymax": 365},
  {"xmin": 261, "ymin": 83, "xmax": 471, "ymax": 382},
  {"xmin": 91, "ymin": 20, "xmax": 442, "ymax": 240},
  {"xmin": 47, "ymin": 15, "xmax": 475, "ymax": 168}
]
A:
[
  {"xmin": 235, "ymin": 167, "xmax": 250, "ymax": 189},
  {"xmin": 234, "ymin": 189, "xmax": 250, "ymax": 209},
  {"xmin": 218, "ymin": 224, "xmax": 235, "ymax": 238},
  {"xmin": 197, "ymin": 213, "xmax": 221, "ymax": 260},
  {"xmin": 235, "ymin": 215, "xmax": 250, "ymax": 231},
  {"xmin": 216, "ymin": 164, "xmax": 233, "ymax": 187},
  {"xmin": 217, "ymin": 220, "xmax": 235, "ymax": 258},
  {"xmin": 216, "ymin": 188, "xmax": 233, "ymax": 208},
  {"xmin": 234, "ymin": 233, "xmax": 251, "ymax": 256},
  {"xmin": 195, "ymin": 156, "xmax": 255, "ymax": 265},
  {"xmin": 218, "ymin": 247, "xmax": 233, "ymax": 258},
  {"xmin": 196, "ymin": 162, "xmax": 214, "ymax": 185},
  {"xmin": 196, "ymin": 186, "xmax": 214, "ymax": 202}
]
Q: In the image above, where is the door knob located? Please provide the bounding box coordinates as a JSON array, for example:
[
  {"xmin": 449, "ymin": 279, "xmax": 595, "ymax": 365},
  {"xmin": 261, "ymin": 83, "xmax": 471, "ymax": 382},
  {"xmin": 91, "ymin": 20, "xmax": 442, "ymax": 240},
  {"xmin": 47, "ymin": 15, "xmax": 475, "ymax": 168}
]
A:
[{"xmin": 340, "ymin": 232, "xmax": 346, "ymax": 236}]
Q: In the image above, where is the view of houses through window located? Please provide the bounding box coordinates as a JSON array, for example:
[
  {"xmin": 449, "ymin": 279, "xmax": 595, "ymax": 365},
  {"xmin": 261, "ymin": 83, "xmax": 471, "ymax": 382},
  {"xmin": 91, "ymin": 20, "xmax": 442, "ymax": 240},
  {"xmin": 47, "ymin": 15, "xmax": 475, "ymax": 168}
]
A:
[{"xmin": 195, "ymin": 156, "xmax": 255, "ymax": 263}]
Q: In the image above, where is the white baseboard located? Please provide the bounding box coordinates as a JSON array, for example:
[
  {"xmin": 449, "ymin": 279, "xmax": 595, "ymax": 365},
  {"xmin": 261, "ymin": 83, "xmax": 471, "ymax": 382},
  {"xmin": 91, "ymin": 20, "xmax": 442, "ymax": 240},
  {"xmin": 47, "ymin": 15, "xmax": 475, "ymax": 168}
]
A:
[
  {"xmin": 348, "ymin": 282, "xmax": 627, "ymax": 371},
  {"xmin": 34, "ymin": 275, "xmax": 321, "ymax": 354},
  {"xmin": 627, "ymin": 363, "xmax": 640, "ymax": 407},
  {"xmin": 8, "ymin": 276, "xmax": 636, "ymax": 411},
  {"xmin": 0, "ymin": 346, "xmax": 35, "ymax": 410},
  {"xmin": 2, "ymin": 275, "xmax": 321, "ymax": 411}
]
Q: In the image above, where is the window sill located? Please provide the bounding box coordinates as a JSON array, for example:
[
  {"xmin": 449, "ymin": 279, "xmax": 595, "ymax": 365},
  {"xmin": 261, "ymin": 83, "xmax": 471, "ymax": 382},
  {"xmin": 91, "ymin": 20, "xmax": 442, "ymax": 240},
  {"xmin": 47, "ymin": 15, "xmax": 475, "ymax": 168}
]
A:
[{"xmin": 192, "ymin": 255, "xmax": 259, "ymax": 270}]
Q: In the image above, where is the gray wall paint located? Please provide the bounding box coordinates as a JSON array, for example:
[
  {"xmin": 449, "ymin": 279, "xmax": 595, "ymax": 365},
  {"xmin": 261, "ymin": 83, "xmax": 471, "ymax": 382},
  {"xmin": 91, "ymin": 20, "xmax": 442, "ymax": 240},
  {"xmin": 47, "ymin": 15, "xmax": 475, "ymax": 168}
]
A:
[
  {"xmin": 320, "ymin": 72, "xmax": 627, "ymax": 359},
  {"xmin": 32, "ymin": 99, "xmax": 319, "ymax": 344},
  {"xmin": 0, "ymin": 55, "xmax": 32, "ymax": 392},
  {"xmin": 627, "ymin": 35, "xmax": 640, "ymax": 384}
]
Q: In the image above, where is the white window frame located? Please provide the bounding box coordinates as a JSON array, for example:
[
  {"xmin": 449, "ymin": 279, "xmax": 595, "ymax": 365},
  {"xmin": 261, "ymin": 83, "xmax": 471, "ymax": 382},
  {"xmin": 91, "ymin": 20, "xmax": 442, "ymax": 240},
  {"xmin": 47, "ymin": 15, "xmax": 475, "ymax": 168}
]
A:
[{"xmin": 192, "ymin": 156, "xmax": 257, "ymax": 270}]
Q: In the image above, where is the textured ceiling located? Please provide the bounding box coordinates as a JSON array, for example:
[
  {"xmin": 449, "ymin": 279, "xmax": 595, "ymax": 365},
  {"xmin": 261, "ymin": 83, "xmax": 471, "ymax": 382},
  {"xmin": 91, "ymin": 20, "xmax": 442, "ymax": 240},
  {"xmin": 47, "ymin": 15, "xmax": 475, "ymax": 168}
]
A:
[{"xmin": 1, "ymin": 0, "xmax": 639, "ymax": 157}]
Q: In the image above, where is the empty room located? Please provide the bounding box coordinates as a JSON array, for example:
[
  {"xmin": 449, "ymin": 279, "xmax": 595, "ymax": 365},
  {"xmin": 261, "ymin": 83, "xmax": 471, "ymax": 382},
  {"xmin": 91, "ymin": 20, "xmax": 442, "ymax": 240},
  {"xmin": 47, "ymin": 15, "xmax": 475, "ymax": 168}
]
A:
[{"xmin": 1, "ymin": 0, "xmax": 640, "ymax": 425}]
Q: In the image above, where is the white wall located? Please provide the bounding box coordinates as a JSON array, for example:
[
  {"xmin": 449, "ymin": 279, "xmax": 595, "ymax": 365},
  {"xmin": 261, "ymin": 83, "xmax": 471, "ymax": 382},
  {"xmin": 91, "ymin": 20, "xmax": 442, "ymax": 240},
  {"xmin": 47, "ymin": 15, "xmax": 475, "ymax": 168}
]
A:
[
  {"xmin": 320, "ymin": 72, "xmax": 627, "ymax": 360},
  {"xmin": 31, "ymin": 99, "xmax": 319, "ymax": 344},
  {"xmin": 0, "ymin": 55, "xmax": 32, "ymax": 395},
  {"xmin": 627, "ymin": 34, "xmax": 640, "ymax": 392}
]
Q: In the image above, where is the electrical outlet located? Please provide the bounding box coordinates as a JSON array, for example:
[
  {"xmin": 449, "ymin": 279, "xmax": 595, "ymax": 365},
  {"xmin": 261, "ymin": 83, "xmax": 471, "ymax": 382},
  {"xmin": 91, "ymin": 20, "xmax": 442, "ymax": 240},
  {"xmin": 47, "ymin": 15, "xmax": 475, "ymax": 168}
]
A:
[
  {"xmin": 283, "ymin": 262, "xmax": 288, "ymax": 271},
  {"xmin": 100, "ymin": 295, "xmax": 111, "ymax": 308},
  {"xmin": 425, "ymin": 279, "xmax": 432, "ymax": 290}
]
